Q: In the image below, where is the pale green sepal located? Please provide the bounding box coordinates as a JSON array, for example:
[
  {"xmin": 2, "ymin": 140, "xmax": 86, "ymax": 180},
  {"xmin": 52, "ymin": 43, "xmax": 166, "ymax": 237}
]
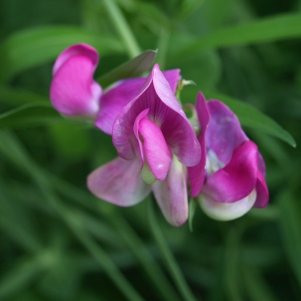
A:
[
  {"xmin": 188, "ymin": 198, "xmax": 198, "ymax": 232},
  {"xmin": 141, "ymin": 162, "xmax": 157, "ymax": 185}
]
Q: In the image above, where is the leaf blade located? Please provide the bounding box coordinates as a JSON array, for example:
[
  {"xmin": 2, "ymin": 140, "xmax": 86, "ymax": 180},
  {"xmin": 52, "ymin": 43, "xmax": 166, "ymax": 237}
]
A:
[
  {"xmin": 0, "ymin": 103, "xmax": 61, "ymax": 129},
  {"xmin": 174, "ymin": 13, "xmax": 301, "ymax": 57},
  {"xmin": 97, "ymin": 50, "xmax": 157, "ymax": 87},
  {"xmin": 0, "ymin": 26, "xmax": 123, "ymax": 82}
]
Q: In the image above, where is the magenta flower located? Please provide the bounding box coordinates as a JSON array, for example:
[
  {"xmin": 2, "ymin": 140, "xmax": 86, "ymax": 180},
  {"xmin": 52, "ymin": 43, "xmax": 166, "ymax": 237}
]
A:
[
  {"xmin": 87, "ymin": 64, "xmax": 201, "ymax": 226},
  {"xmin": 50, "ymin": 44, "xmax": 101, "ymax": 119},
  {"xmin": 50, "ymin": 44, "xmax": 180, "ymax": 135},
  {"xmin": 189, "ymin": 93, "xmax": 269, "ymax": 221}
]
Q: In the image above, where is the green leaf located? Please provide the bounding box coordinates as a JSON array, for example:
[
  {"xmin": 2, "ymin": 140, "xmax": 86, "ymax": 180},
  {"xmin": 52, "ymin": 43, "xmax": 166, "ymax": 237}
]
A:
[
  {"xmin": 0, "ymin": 85, "xmax": 49, "ymax": 106},
  {"xmin": 174, "ymin": 13, "xmax": 301, "ymax": 57},
  {"xmin": 48, "ymin": 122, "xmax": 90, "ymax": 161},
  {"xmin": 0, "ymin": 26, "xmax": 123, "ymax": 82},
  {"xmin": 0, "ymin": 256, "xmax": 45, "ymax": 300},
  {"xmin": 0, "ymin": 103, "xmax": 61, "ymax": 129},
  {"xmin": 243, "ymin": 264, "xmax": 278, "ymax": 301},
  {"xmin": 176, "ymin": 0, "xmax": 205, "ymax": 21},
  {"xmin": 205, "ymin": 91, "xmax": 296, "ymax": 147},
  {"xmin": 97, "ymin": 50, "xmax": 157, "ymax": 87},
  {"xmin": 278, "ymin": 190, "xmax": 301, "ymax": 289}
]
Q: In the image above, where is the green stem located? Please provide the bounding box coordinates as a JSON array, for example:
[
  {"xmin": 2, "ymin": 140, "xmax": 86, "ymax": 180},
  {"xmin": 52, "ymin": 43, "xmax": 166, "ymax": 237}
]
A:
[
  {"xmin": 46, "ymin": 173, "xmax": 181, "ymax": 301},
  {"xmin": 223, "ymin": 228, "xmax": 243, "ymax": 301},
  {"xmin": 103, "ymin": 0, "xmax": 141, "ymax": 58},
  {"xmin": 65, "ymin": 210, "xmax": 145, "ymax": 301},
  {"xmin": 148, "ymin": 199, "xmax": 198, "ymax": 301},
  {"xmin": 110, "ymin": 214, "xmax": 182, "ymax": 301},
  {"xmin": 0, "ymin": 131, "xmax": 146, "ymax": 301}
]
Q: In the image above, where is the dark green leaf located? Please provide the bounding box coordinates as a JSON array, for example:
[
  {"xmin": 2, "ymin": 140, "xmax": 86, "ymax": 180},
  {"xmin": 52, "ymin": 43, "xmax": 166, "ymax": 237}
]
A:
[
  {"xmin": 97, "ymin": 50, "xmax": 157, "ymax": 87},
  {"xmin": 0, "ymin": 103, "xmax": 61, "ymax": 128},
  {"xmin": 243, "ymin": 264, "xmax": 278, "ymax": 301},
  {"xmin": 0, "ymin": 85, "xmax": 49, "ymax": 106},
  {"xmin": 0, "ymin": 26, "xmax": 123, "ymax": 82},
  {"xmin": 278, "ymin": 190, "xmax": 301, "ymax": 288},
  {"xmin": 174, "ymin": 13, "xmax": 301, "ymax": 57}
]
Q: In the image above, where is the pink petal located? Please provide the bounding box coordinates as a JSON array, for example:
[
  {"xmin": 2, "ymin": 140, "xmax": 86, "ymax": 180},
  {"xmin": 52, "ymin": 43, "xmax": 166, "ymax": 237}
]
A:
[
  {"xmin": 95, "ymin": 77, "xmax": 146, "ymax": 134},
  {"xmin": 139, "ymin": 118, "xmax": 172, "ymax": 181},
  {"xmin": 50, "ymin": 44, "xmax": 101, "ymax": 118},
  {"xmin": 161, "ymin": 69, "xmax": 181, "ymax": 93},
  {"xmin": 206, "ymin": 100, "xmax": 248, "ymax": 165},
  {"xmin": 52, "ymin": 44, "xmax": 98, "ymax": 76},
  {"xmin": 188, "ymin": 92, "xmax": 210, "ymax": 197},
  {"xmin": 87, "ymin": 157, "xmax": 151, "ymax": 206},
  {"xmin": 258, "ymin": 152, "xmax": 266, "ymax": 177},
  {"xmin": 152, "ymin": 157, "xmax": 188, "ymax": 226},
  {"xmin": 203, "ymin": 141, "xmax": 258, "ymax": 203},
  {"xmin": 133, "ymin": 109, "xmax": 149, "ymax": 164},
  {"xmin": 253, "ymin": 171, "xmax": 269, "ymax": 208},
  {"xmin": 113, "ymin": 64, "xmax": 201, "ymax": 167},
  {"xmin": 94, "ymin": 70, "xmax": 180, "ymax": 135}
]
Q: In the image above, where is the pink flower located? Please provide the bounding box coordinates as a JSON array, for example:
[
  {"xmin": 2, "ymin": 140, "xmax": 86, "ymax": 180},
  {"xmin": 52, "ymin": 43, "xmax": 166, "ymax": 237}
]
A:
[
  {"xmin": 50, "ymin": 44, "xmax": 180, "ymax": 135},
  {"xmin": 188, "ymin": 93, "xmax": 269, "ymax": 221},
  {"xmin": 87, "ymin": 64, "xmax": 202, "ymax": 226}
]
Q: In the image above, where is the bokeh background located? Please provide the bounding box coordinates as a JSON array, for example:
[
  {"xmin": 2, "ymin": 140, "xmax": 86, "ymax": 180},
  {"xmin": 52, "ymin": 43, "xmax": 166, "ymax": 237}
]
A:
[{"xmin": 0, "ymin": 0, "xmax": 301, "ymax": 300}]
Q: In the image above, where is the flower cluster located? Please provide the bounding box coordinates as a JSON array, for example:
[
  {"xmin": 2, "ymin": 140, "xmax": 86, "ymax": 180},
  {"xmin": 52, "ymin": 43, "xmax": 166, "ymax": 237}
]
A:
[{"xmin": 50, "ymin": 44, "xmax": 269, "ymax": 226}]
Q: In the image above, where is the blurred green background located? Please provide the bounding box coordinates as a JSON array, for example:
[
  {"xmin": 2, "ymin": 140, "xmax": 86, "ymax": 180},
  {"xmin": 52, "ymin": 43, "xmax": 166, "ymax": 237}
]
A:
[{"xmin": 0, "ymin": 0, "xmax": 301, "ymax": 300}]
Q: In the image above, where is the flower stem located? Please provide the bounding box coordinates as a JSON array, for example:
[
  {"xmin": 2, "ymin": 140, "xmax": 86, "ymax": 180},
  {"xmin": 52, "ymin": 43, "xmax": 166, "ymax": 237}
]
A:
[
  {"xmin": 65, "ymin": 210, "xmax": 145, "ymax": 301},
  {"xmin": 46, "ymin": 172, "xmax": 181, "ymax": 301},
  {"xmin": 103, "ymin": 0, "xmax": 141, "ymax": 58},
  {"xmin": 110, "ymin": 214, "xmax": 182, "ymax": 301},
  {"xmin": 148, "ymin": 198, "xmax": 199, "ymax": 301},
  {"xmin": 0, "ymin": 131, "xmax": 146, "ymax": 301}
]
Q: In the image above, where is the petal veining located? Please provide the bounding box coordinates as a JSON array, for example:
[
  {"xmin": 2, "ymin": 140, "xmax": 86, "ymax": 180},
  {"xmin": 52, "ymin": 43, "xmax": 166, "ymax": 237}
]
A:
[
  {"xmin": 152, "ymin": 157, "xmax": 188, "ymax": 226},
  {"xmin": 95, "ymin": 70, "xmax": 181, "ymax": 135},
  {"xmin": 87, "ymin": 157, "xmax": 151, "ymax": 206},
  {"xmin": 112, "ymin": 64, "xmax": 201, "ymax": 167},
  {"xmin": 139, "ymin": 118, "xmax": 172, "ymax": 181}
]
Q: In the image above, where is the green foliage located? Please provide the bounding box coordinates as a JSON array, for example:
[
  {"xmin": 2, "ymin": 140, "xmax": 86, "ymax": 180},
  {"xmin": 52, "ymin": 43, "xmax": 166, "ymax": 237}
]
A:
[{"xmin": 0, "ymin": 0, "xmax": 301, "ymax": 300}]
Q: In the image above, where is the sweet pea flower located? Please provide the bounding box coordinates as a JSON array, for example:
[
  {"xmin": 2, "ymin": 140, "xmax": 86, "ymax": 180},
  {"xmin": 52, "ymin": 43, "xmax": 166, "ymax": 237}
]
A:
[
  {"xmin": 50, "ymin": 43, "xmax": 180, "ymax": 135},
  {"xmin": 87, "ymin": 64, "xmax": 202, "ymax": 226},
  {"xmin": 188, "ymin": 93, "xmax": 269, "ymax": 221}
]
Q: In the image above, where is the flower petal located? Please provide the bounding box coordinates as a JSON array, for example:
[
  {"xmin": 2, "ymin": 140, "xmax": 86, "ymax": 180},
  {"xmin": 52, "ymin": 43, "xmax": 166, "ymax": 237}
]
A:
[
  {"xmin": 87, "ymin": 157, "xmax": 151, "ymax": 206},
  {"xmin": 188, "ymin": 92, "xmax": 210, "ymax": 197},
  {"xmin": 50, "ymin": 44, "xmax": 101, "ymax": 118},
  {"xmin": 152, "ymin": 157, "xmax": 188, "ymax": 226},
  {"xmin": 95, "ymin": 70, "xmax": 180, "ymax": 135},
  {"xmin": 207, "ymin": 100, "xmax": 248, "ymax": 165},
  {"xmin": 161, "ymin": 69, "xmax": 181, "ymax": 93},
  {"xmin": 203, "ymin": 141, "xmax": 258, "ymax": 203},
  {"xmin": 113, "ymin": 64, "xmax": 201, "ymax": 166},
  {"xmin": 133, "ymin": 109, "xmax": 149, "ymax": 164},
  {"xmin": 139, "ymin": 118, "xmax": 172, "ymax": 181},
  {"xmin": 52, "ymin": 43, "xmax": 98, "ymax": 76},
  {"xmin": 253, "ymin": 170, "xmax": 269, "ymax": 208},
  {"xmin": 199, "ymin": 189, "xmax": 257, "ymax": 221},
  {"xmin": 95, "ymin": 77, "xmax": 146, "ymax": 134}
]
